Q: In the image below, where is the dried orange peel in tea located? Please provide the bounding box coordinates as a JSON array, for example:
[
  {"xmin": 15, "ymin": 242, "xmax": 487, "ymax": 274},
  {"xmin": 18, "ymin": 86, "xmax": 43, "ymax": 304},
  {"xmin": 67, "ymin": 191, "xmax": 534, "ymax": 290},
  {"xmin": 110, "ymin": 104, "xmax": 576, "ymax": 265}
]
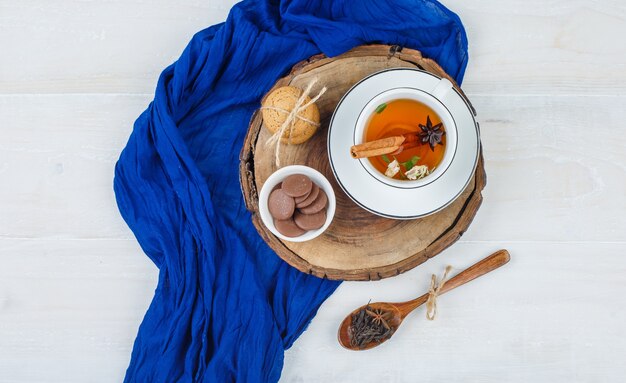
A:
[{"xmin": 405, "ymin": 164, "xmax": 430, "ymax": 180}]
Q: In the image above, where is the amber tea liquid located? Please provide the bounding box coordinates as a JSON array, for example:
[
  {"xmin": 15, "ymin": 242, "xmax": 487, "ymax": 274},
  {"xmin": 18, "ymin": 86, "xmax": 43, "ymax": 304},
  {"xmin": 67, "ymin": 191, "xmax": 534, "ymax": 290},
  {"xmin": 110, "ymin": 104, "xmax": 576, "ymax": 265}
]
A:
[{"xmin": 365, "ymin": 98, "xmax": 446, "ymax": 178}]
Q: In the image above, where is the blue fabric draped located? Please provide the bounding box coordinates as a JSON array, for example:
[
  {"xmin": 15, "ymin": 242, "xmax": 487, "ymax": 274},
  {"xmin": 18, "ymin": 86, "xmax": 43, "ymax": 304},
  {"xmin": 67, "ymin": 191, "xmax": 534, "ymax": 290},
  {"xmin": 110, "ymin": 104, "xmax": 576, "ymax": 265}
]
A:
[{"xmin": 114, "ymin": 0, "xmax": 468, "ymax": 381}]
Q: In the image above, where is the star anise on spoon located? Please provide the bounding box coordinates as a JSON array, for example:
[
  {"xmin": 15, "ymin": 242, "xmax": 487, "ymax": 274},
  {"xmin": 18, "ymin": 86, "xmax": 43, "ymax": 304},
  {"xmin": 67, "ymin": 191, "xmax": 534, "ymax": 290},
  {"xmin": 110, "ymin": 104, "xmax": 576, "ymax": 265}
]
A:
[
  {"xmin": 418, "ymin": 115, "xmax": 445, "ymax": 151},
  {"xmin": 365, "ymin": 307, "xmax": 391, "ymax": 330}
]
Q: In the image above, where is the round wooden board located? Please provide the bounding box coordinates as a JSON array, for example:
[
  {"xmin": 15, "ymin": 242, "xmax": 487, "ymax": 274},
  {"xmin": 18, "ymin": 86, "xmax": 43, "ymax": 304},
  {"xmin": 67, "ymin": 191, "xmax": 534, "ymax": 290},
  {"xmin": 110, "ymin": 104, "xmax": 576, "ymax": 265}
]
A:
[{"xmin": 240, "ymin": 45, "xmax": 485, "ymax": 281}]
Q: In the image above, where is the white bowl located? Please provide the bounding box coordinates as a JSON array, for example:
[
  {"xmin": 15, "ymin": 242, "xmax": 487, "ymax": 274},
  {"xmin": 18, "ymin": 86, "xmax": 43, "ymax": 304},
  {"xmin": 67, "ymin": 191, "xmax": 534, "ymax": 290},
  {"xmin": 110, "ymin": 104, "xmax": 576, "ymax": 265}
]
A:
[{"xmin": 258, "ymin": 165, "xmax": 336, "ymax": 242}]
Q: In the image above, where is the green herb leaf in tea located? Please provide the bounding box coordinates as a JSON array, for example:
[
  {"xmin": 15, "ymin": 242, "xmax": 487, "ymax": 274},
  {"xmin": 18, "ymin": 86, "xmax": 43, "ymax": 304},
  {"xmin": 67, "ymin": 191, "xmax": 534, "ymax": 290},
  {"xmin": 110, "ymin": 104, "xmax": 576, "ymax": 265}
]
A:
[
  {"xmin": 402, "ymin": 155, "xmax": 420, "ymax": 170},
  {"xmin": 375, "ymin": 103, "xmax": 387, "ymax": 114}
]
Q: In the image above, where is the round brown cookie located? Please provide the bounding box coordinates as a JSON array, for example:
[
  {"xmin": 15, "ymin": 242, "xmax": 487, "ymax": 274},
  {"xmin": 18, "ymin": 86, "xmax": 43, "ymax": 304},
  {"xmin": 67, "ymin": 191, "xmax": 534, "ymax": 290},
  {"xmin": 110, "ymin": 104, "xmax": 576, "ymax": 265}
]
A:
[
  {"xmin": 268, "ymin": 189, "xmax": 295, "ymax": 220},
  {"xmin": 294, "ymin": 183, "xmax": 313, "ymax": 204},
  {"xmin": 261, "ymin": 86, "xmax": 320, "ymax": 145},
  {"xmin": 295, "ymin": 183, "xmax": 320, "ymax": 208},
  {"xmin": 298, "ymin": 189, "xmax": 327, "ymax": 214},
  {"xmin": 274, "ymin": 217, "xmax": 306, "ymax": 237},
  {"xmin": 281, "ymin": 174, "xmax": 312, "ymax": 198},
  {"xmin": 271, "ymin": 182, "xmax": 282, "ymax": 192},
  {"xmin": 294, "ymin": 210, "xmax": 327, "ymax": 231}
]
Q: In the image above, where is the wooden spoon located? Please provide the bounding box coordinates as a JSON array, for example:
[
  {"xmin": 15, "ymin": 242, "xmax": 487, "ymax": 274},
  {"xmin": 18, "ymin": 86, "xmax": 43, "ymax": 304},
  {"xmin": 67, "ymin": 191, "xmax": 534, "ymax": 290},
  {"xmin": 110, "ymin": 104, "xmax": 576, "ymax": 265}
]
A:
[{"xmin": 337, "ymin": 249, "xmax": 510, "ymax": 350}]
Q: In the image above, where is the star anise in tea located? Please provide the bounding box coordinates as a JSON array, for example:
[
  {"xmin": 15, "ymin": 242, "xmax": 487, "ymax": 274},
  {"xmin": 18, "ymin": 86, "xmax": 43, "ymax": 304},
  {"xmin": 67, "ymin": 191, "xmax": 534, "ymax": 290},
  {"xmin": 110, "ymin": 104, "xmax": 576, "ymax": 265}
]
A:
[{"xmin": 418, "ymin": 115, "xmax": 445, "ymax": 151}]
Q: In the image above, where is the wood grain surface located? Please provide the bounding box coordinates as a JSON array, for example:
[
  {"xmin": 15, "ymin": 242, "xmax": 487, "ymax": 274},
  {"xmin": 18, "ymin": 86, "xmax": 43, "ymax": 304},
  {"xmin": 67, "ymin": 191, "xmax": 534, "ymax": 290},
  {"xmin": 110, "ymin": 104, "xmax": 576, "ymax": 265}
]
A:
[
  {"xmin": 1, "ymin": 1, "xmax": 625, "ymax": 382},
  {"xmin": 241, "ymin": 45, "xmax": 485, "ymax": 280}
]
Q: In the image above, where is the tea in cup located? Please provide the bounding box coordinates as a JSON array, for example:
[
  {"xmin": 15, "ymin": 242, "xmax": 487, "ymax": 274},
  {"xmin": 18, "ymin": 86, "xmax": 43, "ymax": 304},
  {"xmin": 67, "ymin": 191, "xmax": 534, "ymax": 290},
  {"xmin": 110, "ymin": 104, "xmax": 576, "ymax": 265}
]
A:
[{"xmin": 351, "ymin": 79, "xmax": 457, "ymax": 188}]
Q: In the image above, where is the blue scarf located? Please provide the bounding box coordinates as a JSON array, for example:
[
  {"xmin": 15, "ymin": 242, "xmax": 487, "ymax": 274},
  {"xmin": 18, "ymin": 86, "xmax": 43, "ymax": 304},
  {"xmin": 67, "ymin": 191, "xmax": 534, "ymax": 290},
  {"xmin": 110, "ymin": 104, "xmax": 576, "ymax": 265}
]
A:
[{"xmin": 114, "ymin": 0, "xmax": 468, "ymax": 381}]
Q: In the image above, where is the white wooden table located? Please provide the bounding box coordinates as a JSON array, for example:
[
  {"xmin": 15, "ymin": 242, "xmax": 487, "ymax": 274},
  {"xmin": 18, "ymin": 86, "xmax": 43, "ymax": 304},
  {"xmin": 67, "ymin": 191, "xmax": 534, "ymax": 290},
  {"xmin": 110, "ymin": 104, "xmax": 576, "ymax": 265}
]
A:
[{"xmin": 2, "ymin": 1, "xmax": 625, "ymax": 381}]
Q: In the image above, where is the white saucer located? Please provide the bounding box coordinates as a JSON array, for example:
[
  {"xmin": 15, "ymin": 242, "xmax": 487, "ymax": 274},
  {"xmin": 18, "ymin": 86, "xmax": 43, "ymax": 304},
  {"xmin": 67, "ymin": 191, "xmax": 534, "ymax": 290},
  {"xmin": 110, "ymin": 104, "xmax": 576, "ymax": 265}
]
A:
[{"xmin": 327, "ymin": 68, "xmax": 480, "ymax": 219}]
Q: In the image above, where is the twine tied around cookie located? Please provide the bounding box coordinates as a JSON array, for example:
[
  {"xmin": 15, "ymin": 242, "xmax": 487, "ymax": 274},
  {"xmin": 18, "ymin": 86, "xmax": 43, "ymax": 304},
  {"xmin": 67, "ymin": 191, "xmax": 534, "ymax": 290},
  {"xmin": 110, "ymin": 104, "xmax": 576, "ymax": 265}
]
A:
[
  {"xmin": 425, "ymin": 265, "xmax": 452, "ymax": 320},
  {"xmin": 262, "ymin": 78, "xmax": 327, "ymax": 167}
]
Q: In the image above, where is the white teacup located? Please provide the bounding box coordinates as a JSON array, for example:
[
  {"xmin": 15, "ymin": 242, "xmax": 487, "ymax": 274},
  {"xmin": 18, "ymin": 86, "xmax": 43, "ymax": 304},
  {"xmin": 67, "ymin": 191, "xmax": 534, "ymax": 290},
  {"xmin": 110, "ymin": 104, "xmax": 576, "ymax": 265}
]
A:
[{"xmin": 353, "ymin": 78, "xmax": 457, "ymax": 189}]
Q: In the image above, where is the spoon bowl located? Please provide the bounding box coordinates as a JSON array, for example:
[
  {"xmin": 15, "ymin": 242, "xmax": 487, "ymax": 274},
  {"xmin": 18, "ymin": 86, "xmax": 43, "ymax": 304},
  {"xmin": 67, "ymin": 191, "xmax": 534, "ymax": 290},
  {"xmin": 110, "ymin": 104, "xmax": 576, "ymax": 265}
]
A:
[
  {"xmin": 337, "ymin": 302, "xmax": 403, "ymax": 351},
  {"xmin": 338, "ymin": 249, "xmax": 510, "ymax": 350}
]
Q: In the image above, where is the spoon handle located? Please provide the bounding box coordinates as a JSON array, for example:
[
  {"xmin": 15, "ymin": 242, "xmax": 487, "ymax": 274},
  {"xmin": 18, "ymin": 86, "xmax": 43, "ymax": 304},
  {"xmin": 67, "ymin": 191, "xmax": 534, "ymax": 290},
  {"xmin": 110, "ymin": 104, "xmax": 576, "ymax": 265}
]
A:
[
  {"xmin": 439, "ymin": 249, "xmax": 510, "ymax": 295},
  {"xmin": 396, "ymin": 249, "xmax": 510, "ymax": 317}
]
